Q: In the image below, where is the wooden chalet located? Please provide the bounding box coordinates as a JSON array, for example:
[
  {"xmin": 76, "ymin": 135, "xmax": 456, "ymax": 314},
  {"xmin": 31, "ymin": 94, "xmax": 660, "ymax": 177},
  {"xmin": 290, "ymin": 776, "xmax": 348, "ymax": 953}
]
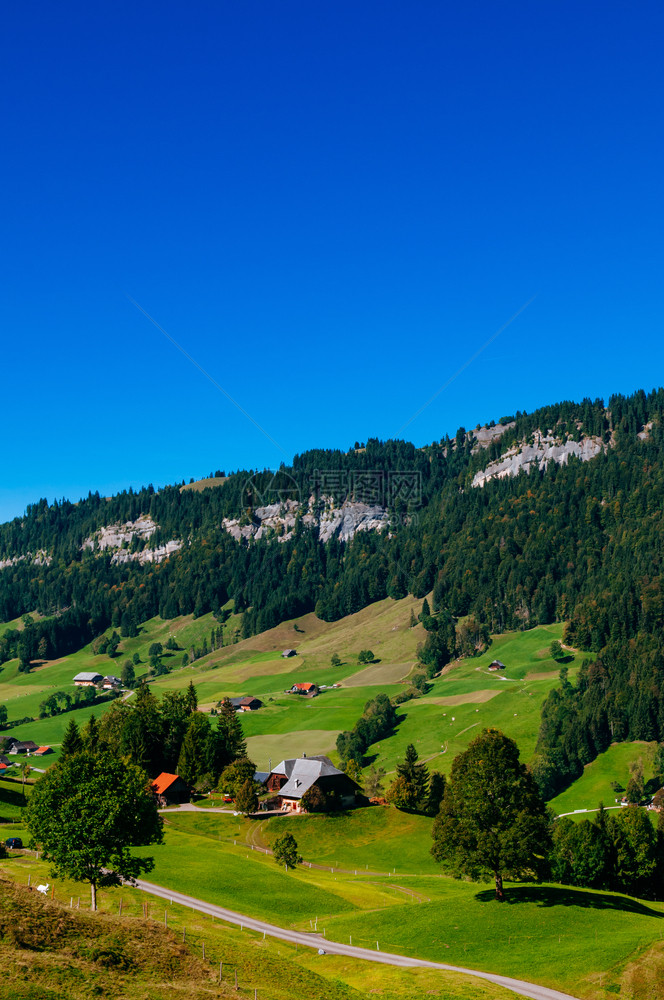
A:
[
  {"xmin": 487, "ymin": 660, "xmax": 506, "ymax": 672},
  {"xmin": 265, "ymin": 754, "xmax": 359, "ymax": 813},
  {"xmin": 73, "ymin": 671, "xmax": 103, "ymax": 687}
]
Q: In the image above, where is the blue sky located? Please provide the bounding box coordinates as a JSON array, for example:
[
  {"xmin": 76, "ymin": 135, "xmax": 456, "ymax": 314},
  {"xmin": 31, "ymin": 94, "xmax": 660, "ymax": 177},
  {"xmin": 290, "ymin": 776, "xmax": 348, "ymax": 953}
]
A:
[{"xmin": 2, "ymin": 1, "xmax": 663, "ymax": 521}]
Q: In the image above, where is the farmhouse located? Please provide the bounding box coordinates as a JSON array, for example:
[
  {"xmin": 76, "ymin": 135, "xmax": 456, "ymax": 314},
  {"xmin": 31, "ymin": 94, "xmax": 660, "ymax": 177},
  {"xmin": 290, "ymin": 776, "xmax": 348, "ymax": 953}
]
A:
[
  {"xmin": 282, "ymin": 649, "xmax": 297, "ymax": 658},
  {"xmin": 265, "ymin": 754, "xmax": 360, "ymax": 813},
  {"xmin": 73, "ymin": 671, "xmax": 103, "ymax": 687},
  {"xmin": 4, "ymin": 739, "xmax": 39, "ymax": 754},
  {"xmin": 151, "ymin": 772, "xmax": 190, "ymax": 807},
  {"xmin": 32, "ymin": 746, "xmax": 53, "ymax": 756},
  {"xmin": 102, "ymin": 675, "xmax": 122, "ymax": 689},
  {"xmin": 487, "ymin": 660, "xmax": 506, "ymax": 672},
  {"xmin": 229, "ymin": 696, "xmax": 263, "ymax": 712},
  {"xmin": 289, "ymin": 682, "xmax": 319, "ymax": 697}
]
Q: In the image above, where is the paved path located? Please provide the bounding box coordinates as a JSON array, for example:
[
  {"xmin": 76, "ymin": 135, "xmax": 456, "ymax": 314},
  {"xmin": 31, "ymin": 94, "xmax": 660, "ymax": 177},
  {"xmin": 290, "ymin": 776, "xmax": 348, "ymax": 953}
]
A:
[
  {"xmin": 556, "ymin": 806, "xmax": 622, "ymax": 817},
  {"xmin": 159, "ymin": 803, "xmax": 237, "ymax": 814},
  {"xmin": 134, "ymin": 878, "xmax": 581, "ymax": 1000}
]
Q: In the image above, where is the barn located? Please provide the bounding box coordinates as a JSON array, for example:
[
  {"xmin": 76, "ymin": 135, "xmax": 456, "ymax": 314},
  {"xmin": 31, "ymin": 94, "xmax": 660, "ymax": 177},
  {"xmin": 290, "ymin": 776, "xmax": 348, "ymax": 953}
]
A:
[{"xmin": 151, "ymin": 773, "xmax": 191, "ymax": 807}]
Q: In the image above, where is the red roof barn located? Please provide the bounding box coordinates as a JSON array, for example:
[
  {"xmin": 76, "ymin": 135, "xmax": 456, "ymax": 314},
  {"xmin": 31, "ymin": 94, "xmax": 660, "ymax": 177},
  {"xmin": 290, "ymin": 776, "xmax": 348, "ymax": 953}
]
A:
[{"xmin": 151, "ymin": 773, "xmax": 190, "ymax": 807}]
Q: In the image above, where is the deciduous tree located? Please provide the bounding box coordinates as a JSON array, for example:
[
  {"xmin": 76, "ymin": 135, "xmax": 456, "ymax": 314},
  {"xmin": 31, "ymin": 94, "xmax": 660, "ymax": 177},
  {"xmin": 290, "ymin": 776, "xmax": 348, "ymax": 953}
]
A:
[
  {"xmin": 234, "ymin": 778, "xmax": 258, "ymax": 816},
  {"xmin": 431, "ymin": 728, "xmax": 550, "ymax": 901},
  {"xmin": 272, "ymin": 832, "xmax": 302, "ymax": 870},
  {"xmin": 26, "ymin": 750, "xmax": 162, "ymax": 910}
]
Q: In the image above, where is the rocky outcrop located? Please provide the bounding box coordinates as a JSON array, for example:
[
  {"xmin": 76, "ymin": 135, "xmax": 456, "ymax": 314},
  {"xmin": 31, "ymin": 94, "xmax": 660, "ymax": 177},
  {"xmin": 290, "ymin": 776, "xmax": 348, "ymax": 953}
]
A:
[
  {"xmin": 82, "ymin": 516, "xmax": 182, "ymax": 564},
  {"xmin": 222, "ymin": 495, "xmax": 389, "ymax": 544},
  {"xmin": 472, "ymin": 431, "xmax": 606, "ymax": 488},
  {"xmin": 110, "ymin": 540, "xmax": 182, "ymax": 565},
  {"xmin": 471, "ymin": 421, "xmax": 515, "ymax": 452},
  {"xmin": 0, "ymin": 550, "xmax": 52, "ymax": 570},
  {"xmin": 82, "ymin": 515, "xmax": 158, "ymax": 551}
]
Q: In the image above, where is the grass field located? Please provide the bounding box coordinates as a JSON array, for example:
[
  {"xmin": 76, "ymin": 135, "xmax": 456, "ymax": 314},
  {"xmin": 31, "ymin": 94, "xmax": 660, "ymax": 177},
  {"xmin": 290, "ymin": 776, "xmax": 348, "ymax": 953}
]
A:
[
  {"xmin": 0, "ymin": 846, "xmax": 520, "ymax": 1000},
  {"xmin": 0, "ymin": 777, "xmax": 30, "ymax": 821},
  {"xmin": 550, "ymin": 741, "xmax": 659, "ymax": 815},
  {"xmin": 128, "ymin": 809, "xmax": 664, "ymax": 997},
  {"xmin": 1, "ymin": 596, "xmax": 574, "ymax": 784}
]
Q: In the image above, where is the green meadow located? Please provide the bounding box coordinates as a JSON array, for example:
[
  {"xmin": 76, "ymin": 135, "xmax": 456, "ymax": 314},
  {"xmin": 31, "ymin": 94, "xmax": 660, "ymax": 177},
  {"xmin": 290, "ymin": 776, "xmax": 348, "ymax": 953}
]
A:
[
  {"xmin": 130, "ymin": 807, "xmax": 664, "ymax": 998},
  {"xmin": 550, "ymin": 741, "xmax": 659, "ymax": 816},
  {"xmin": 1, "ymin": 595, "xmax": 573, "ymax": 782},
  {"xmin": 0, "ymin": 843, "xmax": 522, "ymax": 1000}
]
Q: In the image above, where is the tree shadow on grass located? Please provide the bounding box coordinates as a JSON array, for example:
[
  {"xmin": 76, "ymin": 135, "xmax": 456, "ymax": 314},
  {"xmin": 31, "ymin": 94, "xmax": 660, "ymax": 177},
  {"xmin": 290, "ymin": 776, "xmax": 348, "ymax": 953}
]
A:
[{"xmin": 474, "ymin": 885, "xmax": 664, "ymax": 918}]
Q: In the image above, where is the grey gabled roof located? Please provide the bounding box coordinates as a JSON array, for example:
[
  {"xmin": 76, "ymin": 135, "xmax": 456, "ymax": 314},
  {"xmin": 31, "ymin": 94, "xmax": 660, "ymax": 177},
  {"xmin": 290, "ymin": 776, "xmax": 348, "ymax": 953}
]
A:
[
  {"xmin": 274, "ymin": 756, "xmax": 343, "ymax": 800},
  {"xmin": 73, "ymin": 671, "xmax": 103, "ymax": 682}
]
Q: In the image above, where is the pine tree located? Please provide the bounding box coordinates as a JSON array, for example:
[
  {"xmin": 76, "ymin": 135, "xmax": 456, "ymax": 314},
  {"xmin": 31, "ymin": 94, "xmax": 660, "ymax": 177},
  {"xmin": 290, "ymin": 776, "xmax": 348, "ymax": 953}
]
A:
[
  {"xmin": 177, "ymin": 713, "xmax": 213, "ymax": 786},
  {"xmin": 61, "ymin": 719, "xmax": 83, "ymax": 759},
  {"xmin": 390, "ymin": 743, "xmax": 429, "ymax": 809},
  {"xmin": 81, "ymin": 715, "xmax": 100, "ymax": 752},
  {"xmin": 213, "ymin": 699, "xmax": 247, "ymax": 774},
  {"xmin": 185, "ymin": 680, "xmax": 198, "ymax": 713}
]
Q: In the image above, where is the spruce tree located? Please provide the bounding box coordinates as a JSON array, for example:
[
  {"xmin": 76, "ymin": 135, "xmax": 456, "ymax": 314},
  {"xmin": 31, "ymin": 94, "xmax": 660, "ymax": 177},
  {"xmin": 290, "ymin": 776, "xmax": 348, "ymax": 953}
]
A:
[
  {"xmin": 81, "ymin": 715, "xmax": 100, "ymax": 752},
  {"xmin": 60, "ymin": 719, "xmax": 83, "ymax": 759},
  {"xmin": 185, "ymin": 680, "xmax": 198, "ymax": 713},
  {"xmin": 177, "ymin": 713, "xmax": 213, "ymax": 786},
  {"xmin": 213, "ymin": 699, "xmax": 247, "ymax": 773},
  {"xmin": 396, "ymin": 743, "xmax": 430, "ymax": 805}
]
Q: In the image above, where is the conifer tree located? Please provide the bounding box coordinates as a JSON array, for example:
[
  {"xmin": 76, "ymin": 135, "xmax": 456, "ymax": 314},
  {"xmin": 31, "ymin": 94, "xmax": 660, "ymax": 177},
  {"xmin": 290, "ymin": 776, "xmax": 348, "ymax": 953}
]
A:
[
  {"xmin": 185, "ymin": 680, "xmax": 198, "ymax": 713},
  {"xmin": 60, "ymin": 719, "xmax": 83, "ymax": 759},
  {"xmin": 81, "ymin": 715, "xmax": 100, "ymax": 752},
  {"xmin": 177, "ymin": 713, "xmax": 213, "ymax": 786},
  {"xmin": 213, "ymin": 699, "xmax": 247, "ymax": 774}
]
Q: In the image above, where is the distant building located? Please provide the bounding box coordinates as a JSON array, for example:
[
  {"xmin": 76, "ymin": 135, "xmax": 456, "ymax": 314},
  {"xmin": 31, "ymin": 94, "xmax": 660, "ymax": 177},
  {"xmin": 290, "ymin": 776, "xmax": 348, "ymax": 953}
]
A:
[
  {"xmin": 265, "ymin": 755, "xmax": 359, "ymax": 813},
  {"xmin": 487, "ymin": 660, "xmax": 506, "ymax": 672},
  {"xmin": 102, "ymin": 675, "xmax": 122, "ymax": 690},
  {"xmin": 282, "ymin": 649, "xmax": 297, "ymax": 658},
  {"xmin": 32, "ymin": 746, "xmax": 53, "ymax": 756},
  {"xmin": 229, "ymin": 696, "xmax": 263, "ymax": 712},
  {"xmin": 289, "ymin": 682, "xmax": 318, "ymax": 697},
  {"xmin": 73, "ymin": 671, "xmax": 103, "ymax": 687},
  {"xmin": 151, "ymin": 773, "xmax": 190, "ymax": 807}
]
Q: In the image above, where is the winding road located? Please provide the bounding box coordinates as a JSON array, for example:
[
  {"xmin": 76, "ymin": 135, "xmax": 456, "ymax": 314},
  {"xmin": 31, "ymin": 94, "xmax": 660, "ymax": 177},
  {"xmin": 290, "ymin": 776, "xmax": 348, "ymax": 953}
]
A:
[{"xmin": 134, "ymin": 877, "xmax": 581, "ymax": 1000}]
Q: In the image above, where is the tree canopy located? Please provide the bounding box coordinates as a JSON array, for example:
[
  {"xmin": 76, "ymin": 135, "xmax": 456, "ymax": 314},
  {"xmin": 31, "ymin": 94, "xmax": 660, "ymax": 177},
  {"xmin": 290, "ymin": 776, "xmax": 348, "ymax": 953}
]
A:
[
  {"xmin": 25, "ymin": 749, "xmax": 163, "ymax": 910},
  {"xmin": 431, "ymin": 728, "xmax": 550, "ymax": 900},
  {"xmin": 272, "ymin": 832, "xmax": 301, "ymax": 870}
]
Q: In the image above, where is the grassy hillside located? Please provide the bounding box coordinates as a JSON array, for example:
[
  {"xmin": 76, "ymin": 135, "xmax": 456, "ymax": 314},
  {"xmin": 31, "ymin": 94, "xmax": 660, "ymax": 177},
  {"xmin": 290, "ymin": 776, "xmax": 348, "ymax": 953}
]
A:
[
  {"xmin": 550, "ymin": 741, "xmax": 659, "ymax": 816},
  {"xmin": 129, "ymin": 808, "xmax": 664, "ymax": 997},
  {"xmin": 0, "ymin": 849, "xmax": 522, "ymax": 1000},
  {"xmin": 152, "ymin": 601, "xmax": 570, "ymax": 772},
  {"xmin": 1, "ymin": 596, "xmax": 572, "ymax": 780}
]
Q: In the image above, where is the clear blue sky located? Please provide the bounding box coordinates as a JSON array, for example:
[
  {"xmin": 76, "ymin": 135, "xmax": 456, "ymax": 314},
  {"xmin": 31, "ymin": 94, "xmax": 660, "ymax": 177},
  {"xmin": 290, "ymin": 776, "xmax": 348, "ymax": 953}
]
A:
[{"xmin": 2, "ymin": 1, "xmax": 663, "ymax": 521}]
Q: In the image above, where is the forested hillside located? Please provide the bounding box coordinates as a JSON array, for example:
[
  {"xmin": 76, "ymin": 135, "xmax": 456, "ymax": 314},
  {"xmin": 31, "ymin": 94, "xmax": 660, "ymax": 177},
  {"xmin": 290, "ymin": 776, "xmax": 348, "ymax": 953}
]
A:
[{"xmin": 2, "ymin": 387, "xmax": 664, "ymax": 796}]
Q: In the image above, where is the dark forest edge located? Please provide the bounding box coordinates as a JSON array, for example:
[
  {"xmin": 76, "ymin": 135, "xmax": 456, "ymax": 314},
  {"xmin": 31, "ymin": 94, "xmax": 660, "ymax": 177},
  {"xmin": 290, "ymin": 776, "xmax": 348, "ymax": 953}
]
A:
[{"xmin": 3, "ymin": 387, "xmax": 664, "ymax": 801}]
